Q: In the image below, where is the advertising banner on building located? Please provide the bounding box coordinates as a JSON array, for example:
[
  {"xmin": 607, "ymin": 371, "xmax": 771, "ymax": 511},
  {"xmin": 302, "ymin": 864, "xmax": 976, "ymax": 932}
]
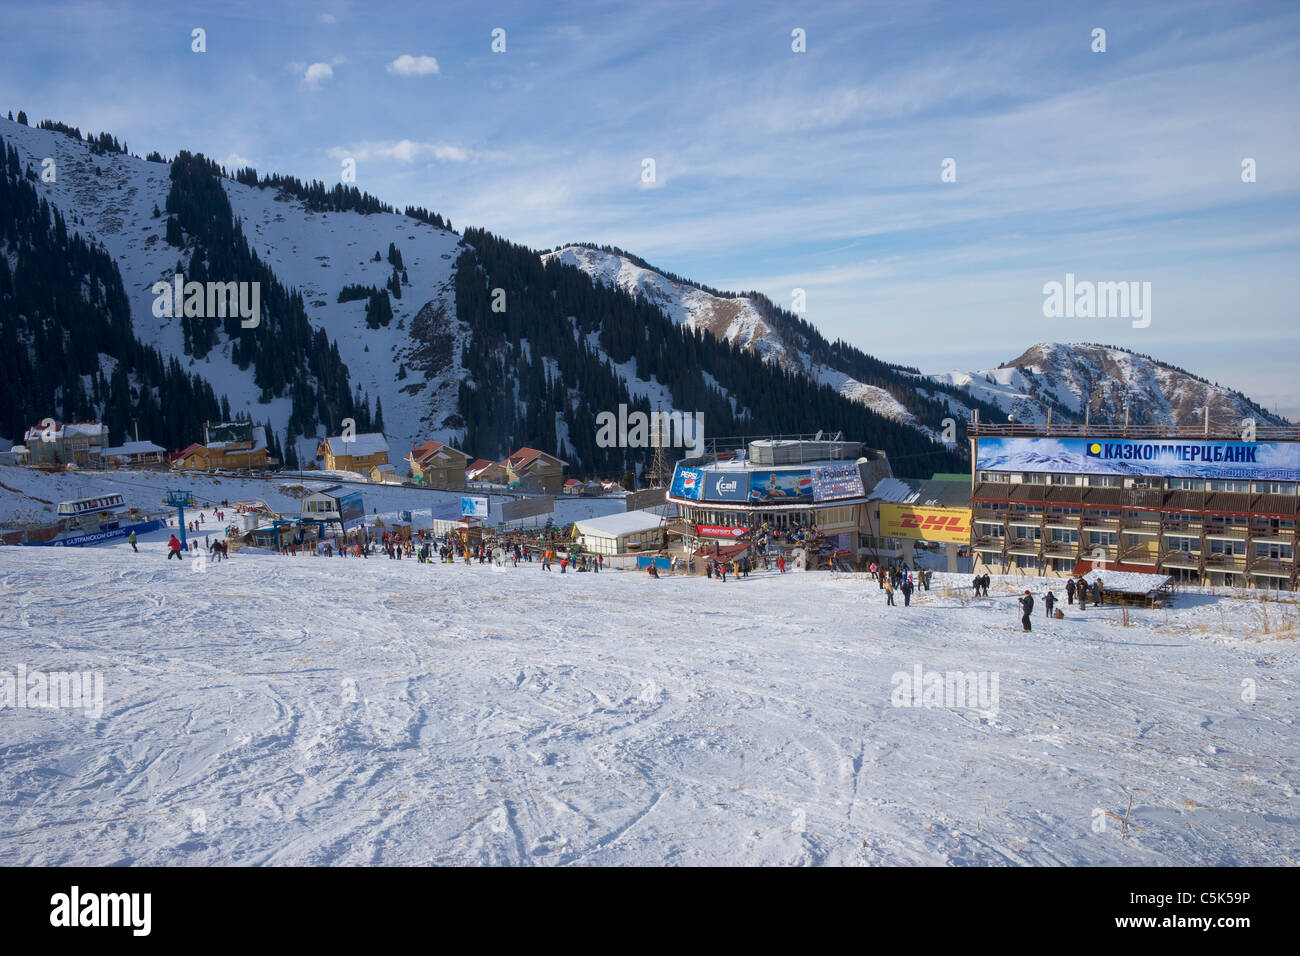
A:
[
  {"xmin": 880, "ymin": 503, "xmax": 971, "ymax": 543},
  {"xmin": 811, "ymin": 462, "xmax": 866, "ymax": 502},
  {"xmin": 976, "ymin": 437, "xmax": 1300, "ymax": 481},
  {"xmin": 338, "ymin": 492, "xmax": 365, "ymax": 531},
  {"xmin": 748, "ymin": 469, "xmax": 814, "ymax": 504},
  {"xmin": 701, "ymin": 471, "xmax": 749, "ymax": 502},
  {"xmin": 501, "ymin": 496, "xmax": 553, "ymax": 522},
  {"xmin": 696, "ymin": 524, "xmax": 749, "ymax": 539},
  {"xmin": 670, "ymin": 466, "xmax": 704, "ymax": 501},
  {"xmin": 460, "ymin": 496, "xmax": 489, "ymax": 518}
]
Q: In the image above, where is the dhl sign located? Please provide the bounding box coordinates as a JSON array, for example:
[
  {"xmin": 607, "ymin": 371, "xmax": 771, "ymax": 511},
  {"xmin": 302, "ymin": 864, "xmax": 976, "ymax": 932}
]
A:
[{"xmin": 879, "ymin": 503, "xmax": 972, "ymax": 543}]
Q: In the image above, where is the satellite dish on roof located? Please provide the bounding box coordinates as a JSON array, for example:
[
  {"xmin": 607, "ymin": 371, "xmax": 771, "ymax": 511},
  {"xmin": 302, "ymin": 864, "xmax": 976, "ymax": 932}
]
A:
[
  {"xmin": 833, "ymin": 431, "xmax": 843, "ymax": 441},
  {"xmin": 813, "ymin": 430, "xmax": 823, "ymax": 441}
]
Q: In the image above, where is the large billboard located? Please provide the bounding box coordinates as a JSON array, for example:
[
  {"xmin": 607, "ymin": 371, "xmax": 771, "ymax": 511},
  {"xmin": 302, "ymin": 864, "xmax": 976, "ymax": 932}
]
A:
[
  {"xmin": 670, "ymin": 466, "xmax": 704, "ymax": 501},
  {"xmin": 460, "ymin": 496, "xmax": 489, "ymax": 518},
  {"xmin": 702, "ymin": 471, "xmax": 749, "ymax": 502},
  {"xmin": 977, "ymin": 437, "xmax": 1300, "ymax": 482},
  {"xmin": 502, "ymin": 496, "xmax": 553, "ymax": 522},
  {"xmin": 879, "ymin": 504, "xmax": 971, "ymax": 543},
  {"xmin": 811, "ymin": 462, "xmax": 866, "ymax": 502},
  {"xmin": 338, "ymin": 492, "xmax": 365, "ymax": 531},
  {"xmin": 748, "ymin": 470, "xmax": 814, "ymax": 504}
]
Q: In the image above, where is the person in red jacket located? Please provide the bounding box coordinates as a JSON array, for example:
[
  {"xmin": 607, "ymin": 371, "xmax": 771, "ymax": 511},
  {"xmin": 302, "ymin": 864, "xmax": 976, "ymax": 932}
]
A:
[{"xmin": 167, "ymin": 534, "xmax": 184, "ymax": 560}]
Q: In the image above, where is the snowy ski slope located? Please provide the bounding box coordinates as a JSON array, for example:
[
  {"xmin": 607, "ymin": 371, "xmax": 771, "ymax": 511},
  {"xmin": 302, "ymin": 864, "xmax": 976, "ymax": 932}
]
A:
[{"xmin": 2, "ymin": 516, "xmax": 1295, "ymax": 865}]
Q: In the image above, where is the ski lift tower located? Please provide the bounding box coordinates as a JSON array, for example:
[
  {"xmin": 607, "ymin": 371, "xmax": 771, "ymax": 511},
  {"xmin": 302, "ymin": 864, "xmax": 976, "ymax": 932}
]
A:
[{"xmin": 166, "ymin": 488, "xmax": 195, "ymax": 547}]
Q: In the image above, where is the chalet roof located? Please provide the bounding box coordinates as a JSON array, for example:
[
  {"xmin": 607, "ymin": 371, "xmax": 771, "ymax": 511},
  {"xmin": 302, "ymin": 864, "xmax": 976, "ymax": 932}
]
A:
[
  {"xmin": 506, "ymin": 446, "xmax": 568, "ymax": 470},
  {"xmin": 103, "ymin": 441, "xmax": 165, "ymax": 458},
  {"xmin": 23, "ymin": 421, "xmax": 108, "ymax": 442},
  {"xmin": 575, "ymin": 510, "xmax": 665, "ymax": 538},
  {"xmin": 409, "ymin": 440, "xmax": 470, "ymax": 464},
  {"xmin": 321, "ymin": 433, "xmax": 388, "ymax": 457},
  {"xmin": 208, "ymin": 426, "xmax": 267, "ymax": 453}
]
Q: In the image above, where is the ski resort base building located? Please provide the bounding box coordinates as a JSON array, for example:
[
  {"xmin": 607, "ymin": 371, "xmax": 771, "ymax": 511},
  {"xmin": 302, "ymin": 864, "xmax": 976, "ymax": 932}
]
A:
[
  {"xmin": 967, "ymin": 422, "xmax": 1300, "ymax": 591},
  {"xmin": 665, "ymin": 437, "xmax": 899, "ymax": 565}
]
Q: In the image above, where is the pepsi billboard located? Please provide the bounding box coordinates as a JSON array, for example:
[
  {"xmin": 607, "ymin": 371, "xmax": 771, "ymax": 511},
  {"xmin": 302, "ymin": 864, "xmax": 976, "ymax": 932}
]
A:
[
  {"xmin": 670, "ymin": 466, "xmax": 704, "ymax": 501},
  {"xmin": 976, "ymin": 437, "xmax": 1300, "ymax": 482}
]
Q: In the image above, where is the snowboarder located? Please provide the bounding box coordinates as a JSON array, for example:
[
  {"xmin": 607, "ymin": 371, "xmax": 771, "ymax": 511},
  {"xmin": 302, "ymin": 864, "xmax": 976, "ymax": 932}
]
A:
[
  {"xmin": 1044, "ymin": 590, "xmax": 1056, "ymax": 617},
  {"xmin": 1018, "ymin": 590, "xmax": 1034, "ymax": 631},
  {"xmin": 167, "ymin": 534, "xmax": 184, "ymax": 560},
  {"xmin": 127, "ymin": 530, "xmax": 138, "ymax": 553}
]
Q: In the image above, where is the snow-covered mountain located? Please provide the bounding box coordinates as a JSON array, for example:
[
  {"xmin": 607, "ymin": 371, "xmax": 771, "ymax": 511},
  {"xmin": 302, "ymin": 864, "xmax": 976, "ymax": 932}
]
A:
[
  {"xmin": 929, "ymin": 342, "xmax": 1290, "ymax": 429},
  {"xmin": 0, "ymin": 116, "xmax": 466, "ymax": 465},
  {"xmin": 542, "ymin": 244, "xmax": 953, "ymax": 432},
  {"xmin": 7, "ymin": 115, "xmax": 1285, "ymax": 480}
]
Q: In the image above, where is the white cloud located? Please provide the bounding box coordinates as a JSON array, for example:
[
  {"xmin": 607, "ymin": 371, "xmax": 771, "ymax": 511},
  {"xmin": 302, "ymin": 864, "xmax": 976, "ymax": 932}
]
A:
[
  {"xmin": 387, "ymin": 54, "xmax": 440, "ymax": 77},
  {"xmin": 223, "ymin": 152, "xmax": 253, "ymax": 170},
  {"xmin": 327, "ymin": 139, "xmax": 475, "ymax": 163},
  {"xmin": 302, "ymin": 62, "xmax": 334, "ymax": 88}
]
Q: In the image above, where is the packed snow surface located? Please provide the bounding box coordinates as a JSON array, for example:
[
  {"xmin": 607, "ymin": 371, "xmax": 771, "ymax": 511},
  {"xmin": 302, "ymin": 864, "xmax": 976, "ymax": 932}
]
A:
[{"xmin": 2, "ymin": 514, "xmax": 1297, "ymax": 865}]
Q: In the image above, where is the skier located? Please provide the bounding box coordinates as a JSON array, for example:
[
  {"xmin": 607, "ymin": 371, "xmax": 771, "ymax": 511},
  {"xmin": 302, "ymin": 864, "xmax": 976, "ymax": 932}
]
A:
[
  {"xmin": 1044, "ymin": 590, "xmax": 1056, "ymax": 618},
  {"xmin": 166, "ymin": 534, "xmax": 184, "ymax": 560},
  {"xmin": 1065, "ymin": 577, "xmax": 1076, "ymax": 605},
  {"xmin": 127, "ymin": 530, "xmax": 138, "ymax": 553},
  {"xmin": 1018, "ymin": 590, "xmax": 1034, "ymax": 631}
]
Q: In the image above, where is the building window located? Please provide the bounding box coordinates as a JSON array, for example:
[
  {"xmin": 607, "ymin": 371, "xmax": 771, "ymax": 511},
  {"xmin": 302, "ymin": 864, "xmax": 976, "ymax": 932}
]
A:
[
  {"xmin": 1255, "ymin": 542, "xmax": 1293, "ymax": 560},
  {"xmin": 1208, "ymin": 479, "xmax": 1251, "ymax": 493},
  {"xmin": 978, "ymin": 471, "xmax": 1010, "ymax": 483},
  {"xmin": 1023, "ymin": 473, "xmax": 1047, "ymax": 485},
  {"xmin": 1168, "ymin": 478, "xmax": 1202, "ymax": 491},
  {"xmin": 1254, "ymin": 481, "xmax": 1298, "ymax": 495},
  {"xmin": 1051, "ymin": 474, "xmax": 1080, "ymax": 486},
  {"xmin": 1088, "ymin": 475, "xmax": 1123, "ymax": 488},
  {"xmin": 1210, "ymin": 539, "xmax": 1245, "ymax": 556}
]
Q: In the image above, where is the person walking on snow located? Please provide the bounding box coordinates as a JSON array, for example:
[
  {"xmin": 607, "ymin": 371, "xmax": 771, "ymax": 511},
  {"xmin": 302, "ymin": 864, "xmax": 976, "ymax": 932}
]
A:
[
  {"xmin": 127, "ymin": 530, "xmax": 138, "ymax": 553},
  {"xmin": 901, "ymin": 576, "xmax": 914, "ymax": 607},
  {"xmin": 1065, "ymin": 577, "xmax": 1076, "ymax": 605},
  {"xmin": 1044, "ymin": 590, "xmax": 1056, "ymax": 617},
  {"xmin": 167, "ymin": 534, "xmax": 184, "ymax": 560},
  {"xmin": 885, "ymin": 578, "xmax": 896, "ymax": 606},
  {"xmin": 1018, "ymin": 590, "xmax": 1034, "ymax": 631}
]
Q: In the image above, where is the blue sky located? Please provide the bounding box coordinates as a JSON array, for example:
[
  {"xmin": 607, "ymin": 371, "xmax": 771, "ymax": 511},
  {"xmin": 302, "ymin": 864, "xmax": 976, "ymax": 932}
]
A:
[{"xmin": 4, "ymin": 0, "xmax": 1298, "ymax": 415}]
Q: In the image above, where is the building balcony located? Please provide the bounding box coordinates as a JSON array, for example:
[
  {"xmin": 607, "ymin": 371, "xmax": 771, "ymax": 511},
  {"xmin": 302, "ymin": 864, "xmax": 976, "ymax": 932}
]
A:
[{"xmin": 1249, "ymin": 557, "xmax": 1294, "ymax": 577}]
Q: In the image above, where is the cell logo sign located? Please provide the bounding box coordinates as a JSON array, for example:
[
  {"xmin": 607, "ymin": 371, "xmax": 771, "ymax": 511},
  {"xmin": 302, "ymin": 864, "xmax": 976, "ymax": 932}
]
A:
[{"xmin": 704, "ymin": 471, "xmax": 750, "ymax": 502}]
